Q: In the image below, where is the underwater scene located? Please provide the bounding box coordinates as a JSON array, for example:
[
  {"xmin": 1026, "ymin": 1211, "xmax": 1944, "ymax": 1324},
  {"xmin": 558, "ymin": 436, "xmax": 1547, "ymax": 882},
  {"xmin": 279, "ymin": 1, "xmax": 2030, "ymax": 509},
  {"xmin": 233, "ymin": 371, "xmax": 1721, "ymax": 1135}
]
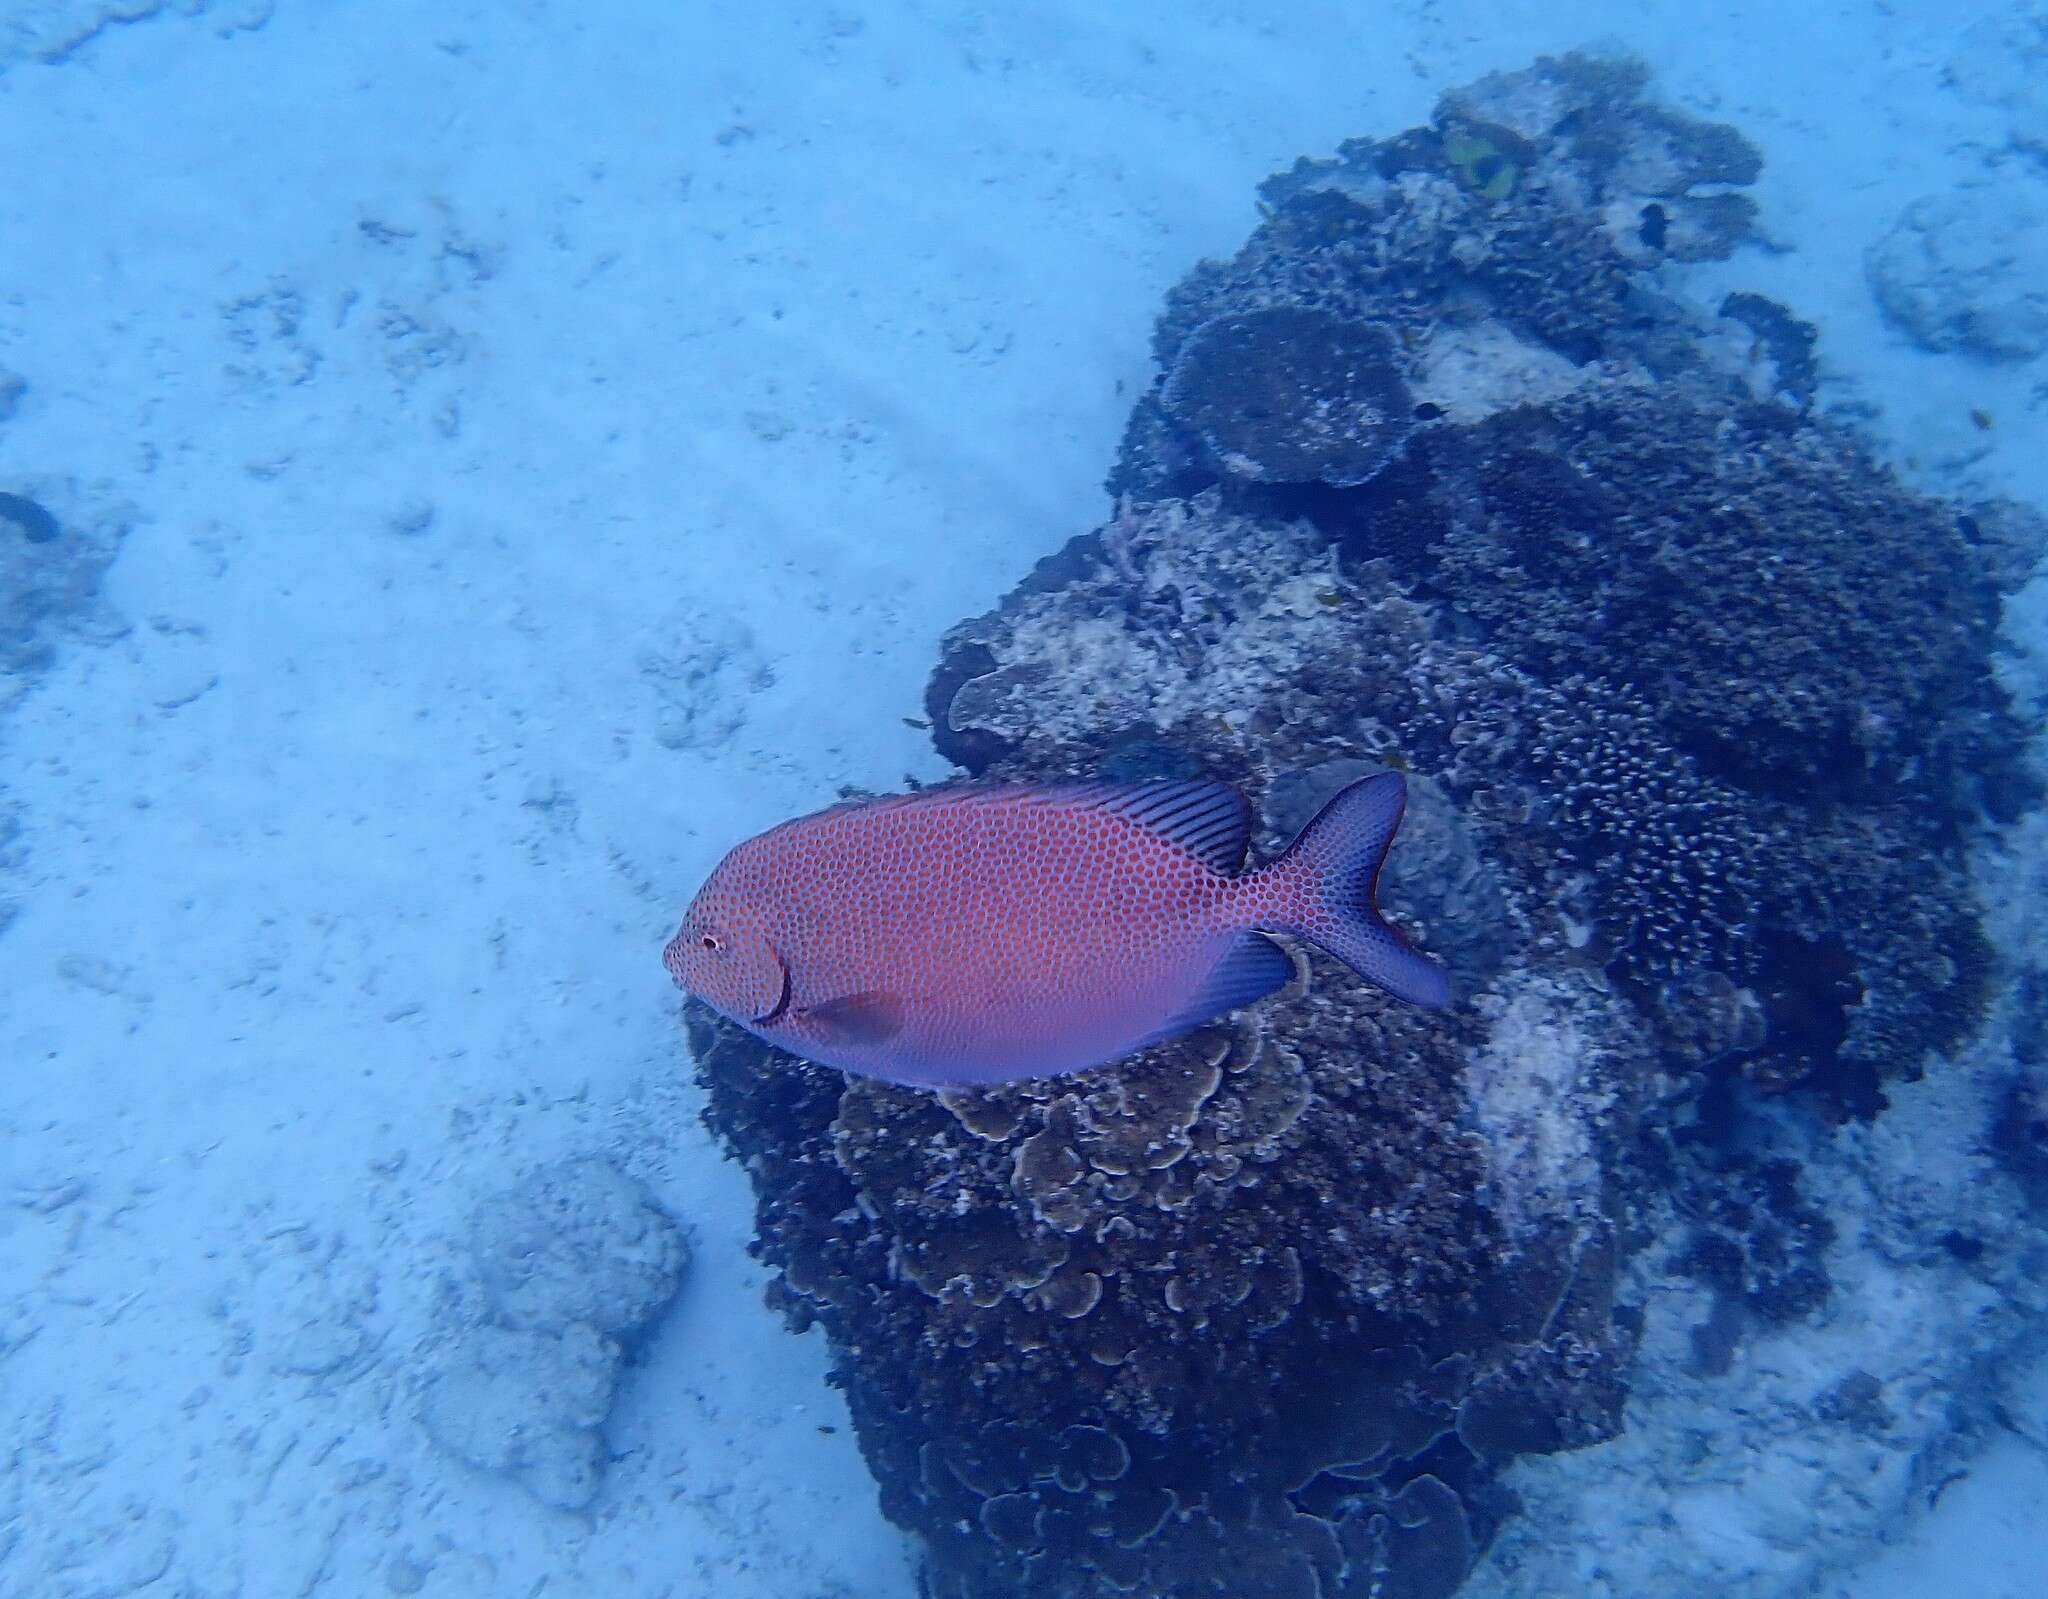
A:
[{"xmin": 3, "ymin": 2, "xmax": 2047, "ymax": 1596}]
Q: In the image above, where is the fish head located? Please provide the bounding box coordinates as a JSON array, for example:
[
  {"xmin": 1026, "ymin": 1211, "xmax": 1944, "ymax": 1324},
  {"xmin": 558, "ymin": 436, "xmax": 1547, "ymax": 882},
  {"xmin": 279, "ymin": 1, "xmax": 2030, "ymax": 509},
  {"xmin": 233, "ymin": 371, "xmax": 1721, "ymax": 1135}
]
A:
[{"xmin": 663, "ymin": 889, "xmax": 789, "ymax": 1025}]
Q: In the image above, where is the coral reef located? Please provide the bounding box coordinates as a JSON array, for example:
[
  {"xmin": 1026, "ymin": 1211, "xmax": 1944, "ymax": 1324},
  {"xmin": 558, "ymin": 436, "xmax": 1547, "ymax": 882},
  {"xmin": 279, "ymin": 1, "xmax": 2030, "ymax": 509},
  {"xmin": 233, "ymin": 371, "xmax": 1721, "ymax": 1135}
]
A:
[
  {"xmin": 695, "ymin": 1000, "xmax": 1631, "ymax": 1599},
  {"xmin": 1672, "ymin": 1155, "xmax": 1837, "ymax": 1374},
  {"xmin": 690, "ymin": 53, "xmax": 2036, "ymax": 1599},
  {"xmin": 1992, "ymin": 965, "xmax": 2048, "ymax": 1212},
  {"xmin": 419, "ymin": 1157, "xmax": 688, "ymax": 1510}
]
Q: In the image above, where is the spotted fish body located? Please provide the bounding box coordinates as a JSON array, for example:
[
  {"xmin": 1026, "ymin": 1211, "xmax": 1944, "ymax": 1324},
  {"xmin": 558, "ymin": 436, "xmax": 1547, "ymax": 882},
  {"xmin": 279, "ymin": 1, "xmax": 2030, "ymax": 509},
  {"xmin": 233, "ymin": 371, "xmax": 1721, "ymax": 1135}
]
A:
[{"xmin": 664, "ymin": 774, "xmax": 1448, "ymax": 1088}]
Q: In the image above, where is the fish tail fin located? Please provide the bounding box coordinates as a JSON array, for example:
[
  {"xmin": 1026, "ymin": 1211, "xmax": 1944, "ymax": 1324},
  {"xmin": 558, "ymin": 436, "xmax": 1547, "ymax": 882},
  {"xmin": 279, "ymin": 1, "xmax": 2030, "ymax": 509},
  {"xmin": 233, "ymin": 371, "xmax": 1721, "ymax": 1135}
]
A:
[{"xmin": 1269, "ymin": 773, "xmax": 1450, "ymax": 1008}]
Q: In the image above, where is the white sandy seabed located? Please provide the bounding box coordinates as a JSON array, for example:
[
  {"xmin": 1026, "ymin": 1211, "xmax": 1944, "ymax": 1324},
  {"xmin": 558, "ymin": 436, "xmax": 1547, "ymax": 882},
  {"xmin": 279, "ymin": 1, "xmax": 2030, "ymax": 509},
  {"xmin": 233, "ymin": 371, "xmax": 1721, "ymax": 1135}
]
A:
[{"xmin": 1, "ymin": 2, "xmax": 2045, "ymax": 1596}]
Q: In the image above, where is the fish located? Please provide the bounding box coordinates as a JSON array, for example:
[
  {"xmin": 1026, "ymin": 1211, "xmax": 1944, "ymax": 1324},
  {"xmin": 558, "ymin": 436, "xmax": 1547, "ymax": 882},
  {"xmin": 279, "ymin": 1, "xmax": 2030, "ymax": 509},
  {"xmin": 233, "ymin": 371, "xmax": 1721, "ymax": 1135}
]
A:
[{"xmin": 663, "ymin": 772, "xmax": 1449, "ymax": 1088}]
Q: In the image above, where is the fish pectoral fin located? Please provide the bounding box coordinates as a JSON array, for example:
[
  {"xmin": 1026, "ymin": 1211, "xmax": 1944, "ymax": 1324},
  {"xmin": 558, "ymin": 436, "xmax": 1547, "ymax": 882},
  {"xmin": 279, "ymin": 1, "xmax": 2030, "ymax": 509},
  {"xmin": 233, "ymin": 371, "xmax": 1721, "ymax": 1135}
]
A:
[{"xmin": 799, "ymin": 991, "xmax": 908, "ymax": 1046}]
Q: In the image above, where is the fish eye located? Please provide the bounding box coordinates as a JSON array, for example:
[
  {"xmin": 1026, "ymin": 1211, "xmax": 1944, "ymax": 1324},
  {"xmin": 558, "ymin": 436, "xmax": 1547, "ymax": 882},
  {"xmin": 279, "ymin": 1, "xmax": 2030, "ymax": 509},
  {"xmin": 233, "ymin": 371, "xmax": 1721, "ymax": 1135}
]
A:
[{"xmin": 700, "ymin": 934, "xmax": 721, "ymax": 952}]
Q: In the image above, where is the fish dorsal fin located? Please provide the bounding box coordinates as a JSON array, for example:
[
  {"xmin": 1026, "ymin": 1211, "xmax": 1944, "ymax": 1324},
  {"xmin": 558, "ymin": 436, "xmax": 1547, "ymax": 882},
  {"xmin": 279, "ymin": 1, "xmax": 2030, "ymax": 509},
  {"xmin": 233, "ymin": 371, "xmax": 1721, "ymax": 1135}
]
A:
[
  {"xmin": 786, "ymin": 778, "xmax": 1253, "ymax": 873},
  {"xmin": 1066, "ymin": 779, "xmax": 1251, "ymax": 874}
]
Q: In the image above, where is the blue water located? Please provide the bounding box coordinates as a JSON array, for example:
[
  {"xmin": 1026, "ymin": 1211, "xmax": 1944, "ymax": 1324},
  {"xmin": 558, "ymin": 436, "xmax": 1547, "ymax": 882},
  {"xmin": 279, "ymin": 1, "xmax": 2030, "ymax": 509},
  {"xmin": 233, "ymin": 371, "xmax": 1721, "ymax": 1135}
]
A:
[{"xmin": 2, "ymin": 3, "xmax": 2044, "ymax": 1596}]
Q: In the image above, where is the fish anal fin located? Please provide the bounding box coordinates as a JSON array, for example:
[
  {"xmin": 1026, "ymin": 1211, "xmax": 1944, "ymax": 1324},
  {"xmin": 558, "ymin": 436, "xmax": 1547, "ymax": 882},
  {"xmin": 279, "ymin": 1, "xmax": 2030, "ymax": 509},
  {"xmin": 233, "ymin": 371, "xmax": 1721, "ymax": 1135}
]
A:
[
  {"xmin": 800, "ymin": 991, "xmax": 908, "ymax": 1046},
  {"xmin": 1134, "ymin": 933, "xmax": 1293, "ymax": 1050}
]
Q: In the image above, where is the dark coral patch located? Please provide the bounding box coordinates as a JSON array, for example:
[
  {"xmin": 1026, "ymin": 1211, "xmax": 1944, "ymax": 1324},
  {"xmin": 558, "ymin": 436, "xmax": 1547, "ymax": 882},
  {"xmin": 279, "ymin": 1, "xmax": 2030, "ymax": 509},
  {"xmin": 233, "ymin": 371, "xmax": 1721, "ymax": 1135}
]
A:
[
  {"xmin": 1161, "ymin": 307, "xmax": 1414, "ymax": 487},
  {"xmin": 0, "ymin": 491, "xmax": 59, "ymax": 544}
]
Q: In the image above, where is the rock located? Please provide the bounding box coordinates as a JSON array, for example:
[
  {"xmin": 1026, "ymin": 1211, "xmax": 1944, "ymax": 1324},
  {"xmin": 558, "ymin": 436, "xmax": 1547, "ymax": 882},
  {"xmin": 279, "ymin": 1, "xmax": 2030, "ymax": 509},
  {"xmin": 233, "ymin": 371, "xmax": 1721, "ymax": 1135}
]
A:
[
  {"xmin": 384, "ymin": 497, "xmax": 435, "ymax": 536},
  {"xmin": 469, "ymin": 1155, "xmax": 689, "ymax": 1340},
  {"xmin": 421, "ymin": 1157, "xmax": 687, "ymax": 1509},
  {"xmin": 639, "ymin": 605, "xmax": 774, "ymax": 751},
  {"xmin": 1944, "ymin": 8, "xmax": 2048, "ymax": 165},
  {"xmin": 0, "ymin": 491, "xmax": 60, "ymax": 545},
  {"xmin": 419, "ymin": 1322, "xmax": 616, "ymax": 1511},
  {"xmin": 1865, "ymin": 187, "xmax": 2048, "ymax": 361}
]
